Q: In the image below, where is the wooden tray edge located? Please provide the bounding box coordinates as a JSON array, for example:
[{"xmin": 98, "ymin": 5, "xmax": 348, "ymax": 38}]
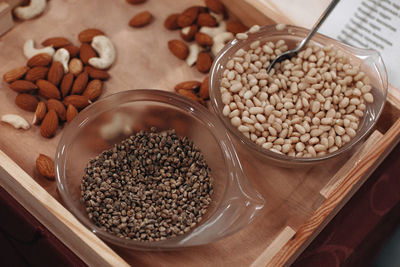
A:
[
  {"xmin": 266, "ymin": 117, "xmax": 400, "ymax": 266},
  {"xmin": 0, "ymin": 150, "xmax": 129, "ymax": 267},
  {"xmin": 220, "ymin": 0, "xmax": 281, "ymax": 26},
  {"xmin": 319, "ymin": 130, "xmax": 383, "ymax": 198}
]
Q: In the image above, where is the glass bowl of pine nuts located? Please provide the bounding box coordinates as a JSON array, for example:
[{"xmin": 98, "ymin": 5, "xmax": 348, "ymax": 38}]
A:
[{"xmin": 209, "ymin": 25, "xmax": 388, "ymax": 165}]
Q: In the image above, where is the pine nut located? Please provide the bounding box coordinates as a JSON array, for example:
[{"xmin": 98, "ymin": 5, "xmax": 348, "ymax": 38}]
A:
[
  {"xmin": 223, "ymin": 105, "xmax": 230, "ymax": 116},
  {"xmin": 231, "ymin": 117, "xmax": 241, "ymax": 127},
  {"xmin": 363, "ymin": 93, "xmax": 374, "ymax": 103},
  {"xmin": 295, "ymin": 124, "xmax": 306, "ymax": 134},
  {"xmin": 295, "ymin": 142, "xmax": 305, "ymax": 152}
]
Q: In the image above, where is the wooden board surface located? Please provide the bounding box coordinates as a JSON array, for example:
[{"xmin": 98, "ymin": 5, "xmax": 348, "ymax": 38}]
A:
[
  {"xmin": 0, "ymin": 0, "xmax": 205, "ymax": 203},
  {"xmin": 1, "ymin": 0, "xmax": 400, "ymax": 266},
  {"xmin": 228, "ymin": 0, "xmax": 332, "ymax": 28},
  {"xmin": 0, "ymin": 1, "xmax": 13, "ymax": 36}
]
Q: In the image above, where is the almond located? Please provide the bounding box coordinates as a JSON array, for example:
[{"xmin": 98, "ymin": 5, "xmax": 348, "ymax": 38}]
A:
[
  {"xmin": 205, "ymin": 0, "xmax": 225, "ymax": 14},
  {"xmin": 66, "ymin": 104, "xmax": 78, "ymax": 123},
  {"xmin": 164, "ymin": 14, "xmax": 180, "ymax": 30},
  {"xmin": 196, "ymin": 52, "xmax": 212, "ymax": 73},
  {"xmin": 195, "ymin": 32, "xmax": 213, "ymax": 47},
  {"xmin": 177, "ymin": 6, "xmax": 199, "ymax": 28},
  {"xmin": 60, "ymin": 73, "xmax": 74, "ymax": 97},
  {"xmin": 47, "ymin": 99, "xmax": 67, "ymax": 121},
  {"xmin": 69, "ymin": 58, "xmax": 83, "ymax": 76},
  {"xmin": 126, "ymin": 0, "xmax": 146, "ymax": 4},
  {"xmin": 174, "ymin": 81, "xmax": 201, "ymax": 92},
  {"xmin": 3, "ymin": 66, "xmax": 29, "ymax": 83},
  {"xmin": 15, "ymin": 94, "xmax": 39, "ymax": 112},
  {"xmin": 42, "ymin": 37, "xmax": 71, "ymax": 48},
  {"xmin": 180, "ymin": 24, "xmax": 198, "ymax": 42},
  {"xmin": 129, "ymin": 11, "xmax": 153, "ymax": 28},
  {"xmin": 198, "ymin": 6, "xmax": 209, "ymax": 13},
  {"xmin": 199, "ymin": 76, "xmax": 210, "ymax": 100},
  {"xmin": 197, "ymin": 13, "xmax": 217, "ymax": 27},
  {"xmin": 47, "ymin": 61, "xmax": 64, "ymax": 86},
  {"xmin": 63, "ymin": 45, "xmax": 80, "ymax": 58},
  {"xmin": 32, "ymin": 101, "xmax": 47, "ymax": 125},
  {"xmin": 27, "ymin": 53, "xmax": 52, "ymax": 67},
  {"xmin": 168, "ymin": 40, "xmax": 189, "ymax": 60},
  {"xmin": 36, "ymin": 79, "xmax": 61, "ymax": 99},
  {"xmin": 84, "ymin": 66, "xmax": 110, "ymax": 80},
  {"xmin": 226, "ymin": 21, "xmax": 248, "ymax": 34},
  {"xmin": 9, "ymin": 80, "xmax": 38, "ymax": 93},
  {"xmin": 79, "ymin": 43, "xmax": 97, "ymax": 65},
  {"xmin": 78, "ymin": 28, "xmax": 105, "ymax": 43},
  {"xmin": 36, "ymin": 154, "xmax": 55, "ymax": 180},
  {"xmin": 83, "ymin": 79, "xmax": 103, "ymax": 101},
  {"xmin": 63, "ymin": 95, "xmax": 91, "ymax": 109},
  {"xmin": 177, "ymin": 89, "xmax": 204, "ymax": 105},
  {"xmin": 25, "ymin": 67, "xmax": 49, "ymax": 82},
  {"xmin": 40, "ymin": 110, "xmax": 58, "ymax": 138},
  {"xmin": 71, "ymin": 72, "xmax": 89, "ymax": 94}
]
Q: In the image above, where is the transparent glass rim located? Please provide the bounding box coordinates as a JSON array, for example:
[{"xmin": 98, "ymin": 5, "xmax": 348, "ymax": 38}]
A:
[
  {"xmin": 209, "ymin": 24, "xmax": 388, "ymax": 164},
  {"xmin": 55, "ymin": 89, "xmax": 241, "ymax": 249}
]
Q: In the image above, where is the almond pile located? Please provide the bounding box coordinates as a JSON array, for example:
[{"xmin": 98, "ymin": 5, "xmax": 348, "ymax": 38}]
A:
[
  {"xmin": 3, "ymin": 28, "xmax": 112, "ymax": 139},
  {"xmin": 164, "ymin": 0, "xmax": 248, "ymax": 75},
  {"xmin": 174, "ymin": 76, "xmax": 210, "ymax": 105}
]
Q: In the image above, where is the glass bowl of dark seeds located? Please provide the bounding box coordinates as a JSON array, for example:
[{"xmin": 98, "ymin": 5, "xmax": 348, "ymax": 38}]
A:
[{"xmin": 55, "ymin": 89, "xmax": 264, "ymax": 249}]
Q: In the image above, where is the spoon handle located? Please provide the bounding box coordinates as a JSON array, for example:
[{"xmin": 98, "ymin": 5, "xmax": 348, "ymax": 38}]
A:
[{"xmin": 295, "ymin": 0, "xmax": 341, "ymax": 53}]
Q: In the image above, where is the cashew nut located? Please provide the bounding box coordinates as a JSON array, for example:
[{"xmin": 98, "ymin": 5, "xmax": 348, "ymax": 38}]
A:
[
  {"xmin": 53, "ymin": 48, "xmax": 70, "ymax": 73},
  {"xmin": 14, "ymin": 0, "xmax": 47, "ymax": 20},
  {"xmin": 88, "ymin": 35, "xmax": 116, "ymax": 70},
  {"xmin": 181, "ymin": 26, "xmax": 191, "ymax": 35},
  {"xmin": 199, "ymin": 21, "xmax": 227, "ymax": 38},
  {"xmin": 186, "ymin": 43, "xmax": 204, "ymax": 66},
  {"xmin": 210, "ymin": 12, "xmax": 224, "ymax": 23},
  {"xmin": 23, "ymin": 39, "xmax": 55, "ymax": 59},
  {"xmin": 1, "ymin": 114, "xmax": 30, "ymax": 130},
  {"xmin": 211, "ymin": 32, "xmax": 234, "ymax": 56}
]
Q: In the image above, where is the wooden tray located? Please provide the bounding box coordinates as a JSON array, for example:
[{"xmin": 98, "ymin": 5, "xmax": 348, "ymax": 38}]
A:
[{"xmin": 1, "ymin": 0, "xmax": 400, "ymax": 266}]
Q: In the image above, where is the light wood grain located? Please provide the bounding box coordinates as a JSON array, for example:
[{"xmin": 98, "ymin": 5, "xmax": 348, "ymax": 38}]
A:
[
  {"xmin": 0, "ymin": 150, "xmax": 129, "ymax": 267},
  {"xmin": 220, "ymin": 0, "xmax": 277, "ymax": 26},
  {"xmin": 224, "ymin": 0, "xmax": 331, "ymax": 28},
  {"xmin": 250, "ymin": 226, "xmax": 295, "ymax": 267},
  {"xmin": 320, "ymin": 130, "xmax": 383, "ymax": 198}
]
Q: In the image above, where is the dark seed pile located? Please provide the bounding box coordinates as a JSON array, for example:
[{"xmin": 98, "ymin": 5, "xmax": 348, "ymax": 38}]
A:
[{"xmin": 80, "ymin": 128, "xmax": 213, "ymax": 241}]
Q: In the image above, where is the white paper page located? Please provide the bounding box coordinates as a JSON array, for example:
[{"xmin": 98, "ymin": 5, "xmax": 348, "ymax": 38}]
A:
[{"xmin": 318, "ymin": 0, "xmax": 400, "ymax": 88}]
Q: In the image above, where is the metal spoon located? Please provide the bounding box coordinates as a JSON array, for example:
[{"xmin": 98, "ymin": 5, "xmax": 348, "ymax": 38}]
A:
[{"xmin": 267, "ymin": 0, "xmax": 341, "ymax": 73}]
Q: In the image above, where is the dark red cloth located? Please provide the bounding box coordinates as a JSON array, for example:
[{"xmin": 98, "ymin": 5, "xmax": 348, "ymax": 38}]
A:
[
  {"xmin": 293, "ymin": 141, "xmax": 400, "ymax": 267},
  {"xmin": 0, "ymin": 187, "xmax": 86, "ymax": 267}
]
